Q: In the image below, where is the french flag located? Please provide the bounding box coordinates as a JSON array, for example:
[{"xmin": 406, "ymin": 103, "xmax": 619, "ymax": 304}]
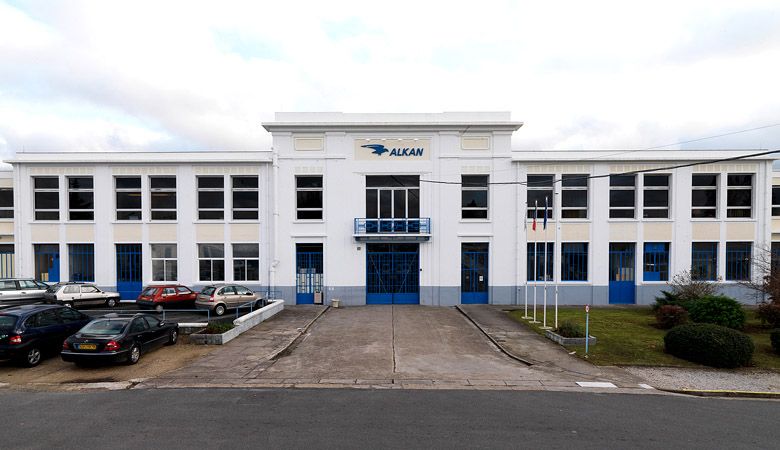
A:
[{"xmin": 532, "ymin": 200, "xmax": 537, "ymax": 231}]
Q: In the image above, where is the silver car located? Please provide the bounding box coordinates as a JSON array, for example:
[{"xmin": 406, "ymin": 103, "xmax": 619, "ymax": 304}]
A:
[
  {"xmin": 43, "ymin": 283, "xmax": 121, "ymax": 309},
  {"xmin": 194, "ymin": 284, "xmax": 265, "ymax": 316},
  {"xmin": 0, "ymin": 278, "xmax": 51, "ymax": 306}
]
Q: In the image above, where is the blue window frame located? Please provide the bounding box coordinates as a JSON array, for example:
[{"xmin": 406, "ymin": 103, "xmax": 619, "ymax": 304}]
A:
[
  {"xmin": 726, "ymin": 242, "xmax": 751, "ymax": 281},
  {"xmin": 561, "ymin": 243, "xmax": 588, "ymax": 281},
  {"xmin": 527, "ymin": 242, "xmax": 554, "ymax": 281},
  {"xmin": 68, "ymin": 244, "xmax": 94, "ymax": 282},
  {"xmin": 772, "ymin": 242, "xmax": 780, "ymax": 274},
  {"xmin": 644, "ymin": 242, "xmax": 670, "ymax": 282},
  {"xmin": 691, "ymin": 242, "xmax": 717, "ymax": 281}
]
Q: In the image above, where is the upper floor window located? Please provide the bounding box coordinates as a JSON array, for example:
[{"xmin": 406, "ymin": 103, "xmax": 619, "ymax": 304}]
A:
[
  {"xmin": 0, "ymin": 188, "xmax": 12, "ymax": 219},
  {"xmin": 609, "ymin": 175, "xmax": 635, "ymax": 219},
  {"xmin": 773, "ymin": 186, "xmax": 780, "ymax": 217},
  {"xmin": 150, "ymin": 176, "xmax": 176, "ymax": 220},
  {"xmin": 197, "ymin": 176, "xmax": 224, "ymax": 220},
  {"xmin": 232, "ymin": 176, "xmax": 259, "ymax": 220},
  {"xmin": 461, "ymin": 175, "xmax": 488, "ymax": 219},
  {"xmin": 66, "ymin": 177, "xmax": 94, "ymax": 221},
  {"xmin": 691, "ymin": 174, "xmax": 717, "ymax": 218},
  {"xmin": 561, "ymin": 175, "xmax": 587, "ymax": 219},
  {"xmin": 34, "ymin": 177, "xmax": 59, "ymax": 221},
  {"xmin": 643, "ymin": 174, "xmax": 669, "ymax": 219},
  {"xmin": 115, "ymin": 177, "xmax": 141, "ymax": 221},
  {"xmin": 296, "ymin": 176, "xmax": 323, "ymax": 220},
  {"xmin": 527, "ymin": 175, "xmax": 553, "ymax": 219},
  {"xmin": 726, "ymin": 174, "xmax": 752, "ymax": 218}
]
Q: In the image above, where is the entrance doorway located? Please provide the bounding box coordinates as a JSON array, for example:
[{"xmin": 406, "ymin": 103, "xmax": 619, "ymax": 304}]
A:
[
  {"xmin": 116, "ymin": 244, "xmax": 142, "ymax": 300},
  {"xmin": 609, "ymin": 242, "xmax": 636, "ymax": 304},
  {"xmin": 296, "ymin": 244, "xmax": 323, "ymax": 304},
  {"xmin": 461, "ymin": 243, "xmax": 488, "ymax": 304},
  {"xmin": 366, "ymin": 243, "xmax": 419, "ymax": 304}
]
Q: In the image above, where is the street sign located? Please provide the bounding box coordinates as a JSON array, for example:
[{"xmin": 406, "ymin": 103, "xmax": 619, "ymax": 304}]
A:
[{"xmin": 585, "ymin": 305, "xmax": 590, "ymax": 313}]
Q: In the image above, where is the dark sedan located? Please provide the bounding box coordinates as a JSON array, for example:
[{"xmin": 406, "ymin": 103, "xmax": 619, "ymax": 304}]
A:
[
  {"xmin": 0, "ymin": 305, "xmax": 92, "ymax": 367},
  {"xmin": 62, "ymin": 313, "xmax": 178, "ymax": 365}
]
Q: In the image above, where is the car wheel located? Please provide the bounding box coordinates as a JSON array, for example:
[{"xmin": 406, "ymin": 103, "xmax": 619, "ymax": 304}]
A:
[
  {"xmin": 214, "ymin": 304, "xmax": 226, "ymax": 316},
  {"xmin": 155, "ymin": 304, "xmax": 164, "ymax": 313},
  {"xmin": 127, "ymin": 345, "xmax": 140, "ymax": 365},
  {"xmin": 106, "ymin": 298, "xmax": 117, "ymax": 308},
  {"xmin": 166, "ymin": 329, "xmax": 178, "ymax": 346},
  {"xmin": 23, "ymin": 347, "xmax": 42, "ymax": 367},
  {"xmin": 64, "ymin": 302, "xmax": 74, "ymax": 309}
]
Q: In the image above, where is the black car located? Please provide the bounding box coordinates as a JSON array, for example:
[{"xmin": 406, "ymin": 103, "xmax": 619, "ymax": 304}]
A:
[
  {"xmin": 0, "ymin": 305, "xmax": 92, "ymax": 367},
  {"xmin": 62, "ymin": 313, "xmax": 178, "ymax": 365}
]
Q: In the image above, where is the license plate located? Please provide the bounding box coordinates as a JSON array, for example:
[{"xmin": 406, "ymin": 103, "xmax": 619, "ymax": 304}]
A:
[{"xmin": 78, "ymin": 343, "xmax": 97, "ymax": 350}]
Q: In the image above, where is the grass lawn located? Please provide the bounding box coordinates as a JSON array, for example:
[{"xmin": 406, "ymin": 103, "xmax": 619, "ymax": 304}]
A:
[{"xmin": 507, "ymin": 306, "xmax": 780, "ymax": 369}]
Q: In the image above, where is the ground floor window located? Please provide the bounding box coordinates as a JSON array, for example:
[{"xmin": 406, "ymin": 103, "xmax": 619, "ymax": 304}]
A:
[
  {"xmin": 643, "ymin": 242, "xmax": 670, "ymax": 282},
  {"xmin": 726, "ymin": 242, "xmax": 752, "ymax": 281},
  {"xmin": 691, "ymin": 242, "xmax": 718, "ymax": 281},
  {"xmin": 34, "ymin": 244, "xmax": 60, "ymax": 282},
  {"xmin": 0, "ymin": 244, "xmax": 13, "ymax": 278},
  {"xmin": 772, "ymin": 242, "xmax": 780, "ymax": 274},
  {"xmin": 561, "ymin": 243, "xmax": 588, "ymax": 281},
  {"xmin": 68, "ymin": 244, "xmax": 94, "ymax": 282},
  {"xmin": 151, "ymin": 244, "xmax": 177, "ymax": 281},
  {"xmin": 233, "ymin": 243, "xmax": 259, "ymax": 281},
  {"xmin": 198, "ymin": 243, "xmax": 224, "ymax": 281},
  {"xmin": 527, "ymin": 242, "xmax": 554, "ymax": 281}
]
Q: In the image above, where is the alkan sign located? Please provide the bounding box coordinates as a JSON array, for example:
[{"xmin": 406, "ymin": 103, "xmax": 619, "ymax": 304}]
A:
[{"xmin": 354, "ymin": 138, "xmax": 431, "ymax": 161}]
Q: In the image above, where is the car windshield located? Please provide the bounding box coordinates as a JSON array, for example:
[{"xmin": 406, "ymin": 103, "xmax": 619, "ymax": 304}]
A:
[
  {"xmin": 201, "ymin": 287, "xmax": 216, "ymax": 295},
  {"xmin": 141, "ymin": 287, "xmax": 157, "ymax": 296},
  {"xmin": 0, "ymin": 314, "xmax": 17, "ymax": 330},
  {"xmin": 80, "ymin": 319, "xmax": 129, "ymax": 335}
]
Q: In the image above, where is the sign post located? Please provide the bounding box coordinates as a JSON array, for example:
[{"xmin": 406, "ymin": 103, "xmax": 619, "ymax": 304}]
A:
[{"xmin": 585, "ymin": 304, "xmax": 590, "ymax": 357}]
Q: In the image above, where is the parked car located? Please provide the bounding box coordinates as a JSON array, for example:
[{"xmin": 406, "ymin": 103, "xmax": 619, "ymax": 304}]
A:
[
  {"xmin": 195, "ymin": 284, "xmax": 265, "ymax": 316},
  {"xmin": 44, "ymin": 282, "xmax": 121, "ymax": 309},
  {"xmin": 61, "ymin": 313, "xmax": 178, "ymax": 365},
  {"xmin": 0, "ymin": 278, "xmax": 51, "ymax": 306},
  {"xmin": 136, "ymin": 285, "xmax": 197, "ymax": 312},
  {"xmin": 0, "ymin": 304, "xmax": 91, "ymax": 367}
]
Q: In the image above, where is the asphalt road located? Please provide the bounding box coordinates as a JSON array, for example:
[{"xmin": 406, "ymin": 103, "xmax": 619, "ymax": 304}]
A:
[{"xmin": 1, "ymin": 388, "xmax": 776, "ymax": 449}]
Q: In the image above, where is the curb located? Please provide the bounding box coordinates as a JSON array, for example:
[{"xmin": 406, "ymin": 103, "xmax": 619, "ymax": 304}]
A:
[
  {"xmin": 455, "ymin": 305, "xmax": 534, "ymax": 366},
  {"xmin": 659, "ymin": 388, "xmax": 780, "ymax": 400},
  {"xmin": 268, "ymin": 306, "xmax": 330, "ymax": 361}
]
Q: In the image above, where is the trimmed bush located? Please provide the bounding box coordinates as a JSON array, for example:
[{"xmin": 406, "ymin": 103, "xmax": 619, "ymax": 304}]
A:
[
  {"xmin": 688, "ymin": 295, "xmax": 746, "ymax": 330},
  {"xmin": 664, "ymin": 323, "xmax": 754, "ymax": 368},
  {"xmin": 655, "ymin": 305, "xmax": 689, "ymax": 329},
  {"xmin": 202, "ymin": 322, "xmax": 234, "ymax": 334},
  {"xmin": 771, "ymin": 329, "xmax": 780, "ymax": 355},
  {"xmin": 757, "ymin": 302, "xmax": 780, "ymax": 328},
  {"xmin": 555, "ymin": 320, "xmax": 585, "ymax": 338},
  {"xmin": 652, "ymin": 290, "xmax": 698, "ymax": 312}
]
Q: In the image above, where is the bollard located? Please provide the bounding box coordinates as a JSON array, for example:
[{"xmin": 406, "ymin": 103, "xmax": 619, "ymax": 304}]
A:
[{"xmin": 332, "ymin": 298, "xmax": 340, "ymax": 308}]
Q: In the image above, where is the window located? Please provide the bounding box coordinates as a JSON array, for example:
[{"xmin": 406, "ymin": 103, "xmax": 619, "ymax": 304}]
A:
[
  {"xmin": 198, "ymin": 243, "xmax": 224, "ymax": 281},
  {"xmin": 772, "ymin": 242, "xmax": 780, "ymax": 274},
  {"xmin": 296, "ymin": 176, "xmax": 323, "ymax": 220},
  {"xmin": 691, "ymin": 242, "xmax": 718, "ymax": 281},
  {"xmin": 198, "ymin": 176, "xmax": 224, "ymax": 220},
  {"xmin": 609, "ymin": 175, "xmax": 635, "ymax": 219},
  {"xmin": 773, "ymin": 187, "xmax": 780, "ymax": 217},
  {"xmin": 0, "ymin": 244, "xmax": 13, "ymax": 278},
  {"xmin": 561, "ymin": 175, "xmax": 588, "ymax": 219},
  {"xmin": 726, "ymin": 174, "xmax": 752, "ymax": 218},
  {"xmin": 63, "ymin": 285, "xmax": 79, "ymax": 294},
  {"xmin": 365, "ymin": 176, "xmax": 420, "ymax": 222},
  {"xmin": 68, "ymin": 244, "xmax": 94, "ymax": 282},
  {"xmin": 644, "ymin": 242, "xmax": 670, "ymax": 281},
  {"xmin": 0, "ymin": 187, "xmax": 12, "ymax": 219},
  {"xmin": 561, "ymin": 243, "xmax": 588, "ymax": 281},
  {"xmin": 81, "ymin": 285, "xmax": 99, "ymax": 294},
  {"xmin": 36, "ymin": 310, "xmax": 60, "ymax": 327},
  {"xmin": 232, "ymin": 176, "xmax": 259, "ymax": 220},
  {"xmin": 67, "ymin": 177, "xmax": 94, "ymax": 221},
  {"xmin": 150, "ymin": 176, "xmax": 176, "ymax": 220},
  {"xmin": 726, "ymin": 242, "xmax": 752, "ymax": 281},
  {"xmin": 115, "ymin": 177, "xmax": 141, "ymax": 221},
  {"xmin": 34, "ymin": 244, "xmax": 59, "ymax": 282},
  {"xmin": 527, "ymin": 242, "xmax": 554, "ymax": 281},
  {"xmin": 130, "ymin": 318, "xmax": 148, "ymax": 333},
  {"xmin": 692, "ymin": 174, "xmax": 717, "ymax": 218},
  {"xmin": 145, "ymin": 316, "xmax": 160, "ymax": 328},
  {"xmin": 643, "ymin": 175, "xmax": 669, "ymax": 219},
  {"xmin": 461, "ymin": 175, "xmax": 488, "ymax": 219},
  {"xmin": 33, "ymin": 177, "xmax": 59, "ymax": 220},
  {"xmin": 233, "ymin": 243, "xmax": 259, "ymax": 281},
  {"xmin": 151, "ymin": 244, "xmax": 177, "ymax": 281},
  {"xmin": 526, "ymin": 175, "xmax": 553, "ymax": 219},
  {"xmin": 0, "ymin": 279, "xmax": 16, "ymax": 291}
]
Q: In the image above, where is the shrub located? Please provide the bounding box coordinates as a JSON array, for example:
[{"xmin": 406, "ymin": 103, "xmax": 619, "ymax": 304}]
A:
[
  {"xmin": 757, "ymin": 302, "xmax": 780, "ymax": 328},
  {"xmin": 664, "ymin": 323, "xmax": 754, "ymax": 368},
  {"xmin": 688, "ymin": 295, "xmax": 746, "ymax": 330},
  {"xmin": 655, "ymin": 305, "xmax": 689, "ymax": 329},
  {"xmin": 555, "ymin": 320, "xmax": 585, "ymax": 338},
  {"xmin": 653, "ymin": 290, "xmax": 698, "ymax": 312},
  {"xmin": 202, "ymin": 322, "xmax": 234, "ymax": 334},
  {"xmin": 771, "ymin": 329, "xmax": 780, "ymax": 355},
  {"xmin": 667, "ymin": 270, "xmax": 721, "ymax": 302}
]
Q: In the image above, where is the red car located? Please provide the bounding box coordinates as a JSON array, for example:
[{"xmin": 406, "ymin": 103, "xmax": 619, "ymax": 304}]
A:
[{"xmin": 136, "ymin": 285, "xmax": 197, "ymax": 312}]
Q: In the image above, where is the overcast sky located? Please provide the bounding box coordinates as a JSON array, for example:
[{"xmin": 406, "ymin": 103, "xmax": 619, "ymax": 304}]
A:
[{"xmin": 1, "ymin": 0, "xmax": 779, "ymax": 159}]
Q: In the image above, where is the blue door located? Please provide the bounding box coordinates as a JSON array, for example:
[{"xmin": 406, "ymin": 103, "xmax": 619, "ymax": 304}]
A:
[
  {"xmin": 461, "ymin": 243, "xmax": 489, "ymax": 304},
  {"xmin": 296, "ymin": 244, "xmax": 323, "ymax": 304},
  {"xmin": 366, "ymin": 243, "xmax": 419, "ymax": 305},
  {"xmin": 609, "ymin": 243, "xmax": 636, "ymax": 304},
  {"xmin": 116, "ymin": 244, "xmax": 142, "ymax": 300},
  {"xmin": 34, "ymin": 244, "xmax": 60, "ymax": 283}
]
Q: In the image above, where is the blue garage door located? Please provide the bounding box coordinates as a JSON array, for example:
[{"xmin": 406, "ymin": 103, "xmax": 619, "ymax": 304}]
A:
[
  {"xmin": 116, "ymin": 244, "xmax": 142, "ymax": 300},
  {"xmin": 461, "ymin": 243, "xmax": 488, "ymax": 304},
  {"xmin": 366, "ymin": 243, "xmax": 419, "ymax": 305},
  {"xmin": 609, "ymin": 243, "xmax": 636, "ymax": 304},
  {"xmin": 296, "ymin": 244, "xmax": 323, "ymax": 304}
]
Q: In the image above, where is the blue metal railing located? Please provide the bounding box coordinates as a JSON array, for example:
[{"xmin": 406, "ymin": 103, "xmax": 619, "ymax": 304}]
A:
[{"xmin": 354, "ymin": 218, "xmax": 431, "ymax": 235}]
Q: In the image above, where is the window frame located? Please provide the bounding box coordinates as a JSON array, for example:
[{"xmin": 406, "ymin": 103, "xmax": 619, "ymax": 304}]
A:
[
  {"xmin": 197, "ymin": 176, "xmax": 225, "ymax": 221},
  {"xmin": 232, "ymin": 243, "xmax": 260, "ymax": 282},
  {"xmin": 691, "ymin": 242, "xmax": 718, "ymax": 281},
  {"xmin": 527, "ymin": 242, "xmax": 554, "ymax": 281},
  {"xmin": 461, "ymin": 175, "xmax": 489, "ymax": 220},
  {"xmin": 149, "ymin": 176, "xmax": 177, "ymax": 221},
  {"xmin": 232, "ymin": 176, "xmax": 259, "ymax": 221},
  {"xmin": 295, "ymin": 175, "xmax": 324, "ymax": 220},
  {"xmin": 725, "ymin": 242, "xmax": 752, "ymax": 281},
  {"xmin": 67, "ymin": 176, "xmax": 94, "ymax": 221},
  {"xmin": 526, "ymin": 175, "xmax": 554, "ymax": 219},
  {"xmin": 33, "ymin": 176, "xmax": 59, "ymax": 221},
  {"xmin": 115, "ymin": 176, "xmax": 142, "ymax": 221},
  {"xmin": 726, "ymin": 173, "xmax": 753, "ymax": 219},
  {"xmin": 560, "ymin": 175, "xmax": 588, "ymax": 220},
  {"xmin": 560, "ymin": 242, "xmax": 588, "ymax": 281},
  {"xmin": 151, "ymin": 243, "xmax": 177, "ymax": 282},
  {"xmin": 198, "ymin": 243, "xmax": 225, "ymax": 282},
  {"xmin": 609, "ymin": 174, "xmax": 636, "ymax": 219},
  {"xmin": 68, "ymin": 243, "xmax": 95, "ymax": 282},
  {"xmin": 0, "ymin": 187, "xmax": 13, "ymax": 219},
  {"xmin": 642, "ymin": 174, "xmax": 670, "ymax": 219},
  {"xmin": 643, "ymin": 242, "xmax": 670, "ymax": 282},
  {"xmin": 772, "ymin": 186, "xmax": 780, "ymax": 217},
  {"xmin": 691, "ymin": 174, "xmax": 718, "ymax": 219}
]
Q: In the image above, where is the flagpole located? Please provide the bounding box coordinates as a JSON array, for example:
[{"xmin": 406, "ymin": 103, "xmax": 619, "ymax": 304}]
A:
[
  {"xmin": 522, "ymin": 202, "xmax": 530, "ymax": 319},
  {"xmin": 554, "ymin": 192, "xmax": 560, "ymax": 329},
  {"xmin": 531, "ymin": 200, "xmax": 539, "ymax": 323},
  {"xmin": 542, "ymin": 196, "xmax": 550, "ymax": 330}
]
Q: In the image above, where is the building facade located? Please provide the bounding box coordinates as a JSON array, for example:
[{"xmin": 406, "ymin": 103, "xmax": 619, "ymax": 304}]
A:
[{"xmin": 5, "ymin": 112, "xmax": 777, "ymax": 306}]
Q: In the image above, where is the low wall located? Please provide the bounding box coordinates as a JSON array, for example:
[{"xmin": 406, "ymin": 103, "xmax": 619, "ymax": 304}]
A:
[{"xmin": 189, "ymin": 299, "xmax": 285, "ymax": 345}]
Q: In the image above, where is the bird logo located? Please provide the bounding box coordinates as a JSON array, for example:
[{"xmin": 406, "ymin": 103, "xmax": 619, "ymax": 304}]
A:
[{"xmin": 361, "ymin": 144, "xmax": 389, "ymax": 156}]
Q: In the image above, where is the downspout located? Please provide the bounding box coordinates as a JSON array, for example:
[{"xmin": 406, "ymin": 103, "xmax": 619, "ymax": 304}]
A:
[{"xmin": 269, "ymin": 146, "xmax": 280, "ymax": 295}]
